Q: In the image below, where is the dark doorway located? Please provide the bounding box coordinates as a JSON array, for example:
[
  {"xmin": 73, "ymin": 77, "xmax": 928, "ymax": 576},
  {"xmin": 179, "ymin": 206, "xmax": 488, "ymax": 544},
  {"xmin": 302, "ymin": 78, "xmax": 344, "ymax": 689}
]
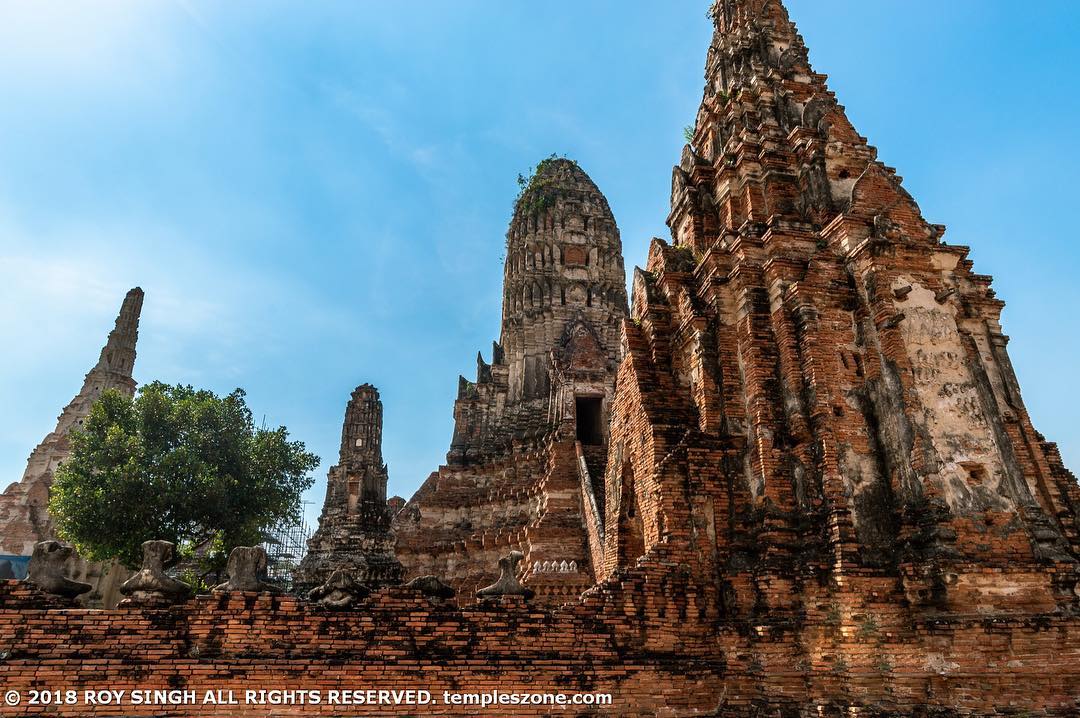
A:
[{"xmin": 575, "ymin": 396, "xmax": 604, "ymax": 445}]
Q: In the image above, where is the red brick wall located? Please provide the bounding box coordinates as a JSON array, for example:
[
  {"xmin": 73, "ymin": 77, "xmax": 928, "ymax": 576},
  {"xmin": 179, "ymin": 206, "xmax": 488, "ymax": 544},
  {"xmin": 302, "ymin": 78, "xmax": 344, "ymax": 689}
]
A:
[{"xmin": 2, "ymin": 573, "xmax": 1079, "ymax": 717}]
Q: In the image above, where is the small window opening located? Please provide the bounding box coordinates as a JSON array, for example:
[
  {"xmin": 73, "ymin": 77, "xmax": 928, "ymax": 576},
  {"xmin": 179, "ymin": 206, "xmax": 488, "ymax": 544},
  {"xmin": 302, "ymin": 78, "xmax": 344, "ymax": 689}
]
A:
[
  {"xmin": 962, "ymin": 463, "xmax": 988, "ymax": 484},
  {"xmin": 575, "ymin": 396, "xmax": 604, "ymax": 445}
]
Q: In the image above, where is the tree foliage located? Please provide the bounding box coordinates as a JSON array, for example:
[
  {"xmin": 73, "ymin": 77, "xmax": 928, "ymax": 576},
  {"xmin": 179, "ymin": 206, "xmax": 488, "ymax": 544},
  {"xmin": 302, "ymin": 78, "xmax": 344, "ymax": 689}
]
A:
[{"xmin": 49, "ymin": 382, "xmax": 319, "ymax": 569}]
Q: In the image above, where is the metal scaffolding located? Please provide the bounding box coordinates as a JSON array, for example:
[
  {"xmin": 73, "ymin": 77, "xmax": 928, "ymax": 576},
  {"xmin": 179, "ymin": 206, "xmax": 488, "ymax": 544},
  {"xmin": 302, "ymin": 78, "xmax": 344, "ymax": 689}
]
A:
[{"xmin": 260, "ymin": 502, "xmax": 314, "ymax": 590}]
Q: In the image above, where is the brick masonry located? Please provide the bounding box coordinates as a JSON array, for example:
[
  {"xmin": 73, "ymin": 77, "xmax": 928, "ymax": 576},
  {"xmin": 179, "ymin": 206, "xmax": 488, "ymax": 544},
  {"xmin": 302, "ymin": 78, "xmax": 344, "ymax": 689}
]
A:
[
  {"xmin": 391, "ymin": 158, "xmax": 629, "ymax": 605},
  {"xmin": 0, "ymin": 570, "xmax": 1078, "ymax": 716},
  {"xmin": 0, "ymin": 288, "xmax": 143, "ymax": 607},
  {"xmin": 296, "ymin": 384, "xmax": 404, "ymax": 590},
  {"xmin": 2, "ymin": 1, "xmax": 1080, "ymax": 715}
]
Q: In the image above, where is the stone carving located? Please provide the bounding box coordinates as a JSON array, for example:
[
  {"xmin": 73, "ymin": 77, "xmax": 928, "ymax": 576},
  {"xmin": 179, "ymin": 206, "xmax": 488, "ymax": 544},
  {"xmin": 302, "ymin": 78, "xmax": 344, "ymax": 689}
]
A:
[
  {"xmin": 935, "ymin": 287, "xmax": 957, "ymax": 304},
  {"xmin": 25, "ymin": 541, "xmax": 91, "ymax": 599},
  {"xmin": 476, "ymin": 551, "xmax": 534, "ymax": 600},
  {"xmin": 404, "ymin": 575, "xmax": 455, "ymax": 599},
  {"xmin": 119, "ymin": 540, "xmax": 190, "ymax": 605},
  {"xmin": 306, "ymin": 570, "xmax": 369, "ymax": 609},
  {"xmin": 532, "ymin": 560, "xmax": 578, "ymax": 574},
  {"xmin": 213, "ymin": 546, "xmax": 280, "ymax": 594}
]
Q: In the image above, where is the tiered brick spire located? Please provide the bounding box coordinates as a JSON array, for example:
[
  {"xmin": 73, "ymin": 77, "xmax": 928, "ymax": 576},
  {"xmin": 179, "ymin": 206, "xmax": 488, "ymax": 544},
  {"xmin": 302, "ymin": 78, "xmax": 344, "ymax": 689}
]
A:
[
  {"xmin": 447, "ymin": 158, "xmax": 628, "ymax": 463},
  {"xmin": 0, "ymin": 288, "xmax": 143, "ymax": 557},
  {"xmin": 500, "ymin": 159, "xmax": 627, "ymax": 404},
  {"xmin": 599, "ymin": 0, "xmax": 1079, "ymax": 610},
  {"xmin": 297, "ymin": 384, "xmax": 404, "ymax": 589},
  {"xmin": 393, "ymin": 159, "xmax": 629, "ymax": 603}
]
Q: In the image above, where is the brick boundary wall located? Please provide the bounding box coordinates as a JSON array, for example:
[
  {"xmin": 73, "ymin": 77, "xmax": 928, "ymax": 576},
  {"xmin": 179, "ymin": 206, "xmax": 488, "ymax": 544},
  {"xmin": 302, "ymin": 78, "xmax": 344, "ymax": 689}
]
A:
[{"xmin": 2, "ymin": 575, "xmax": 1079, "ymax": 717}]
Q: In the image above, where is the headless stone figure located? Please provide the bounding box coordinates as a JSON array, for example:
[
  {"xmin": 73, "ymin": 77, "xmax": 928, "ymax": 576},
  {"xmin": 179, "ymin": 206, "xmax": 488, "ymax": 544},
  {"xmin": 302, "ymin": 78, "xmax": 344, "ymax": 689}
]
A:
[
  {"xmin": 307, "ymin": 569, "xmax": 369, "ymax": 609},
  {"xmin": 119, "ymin": 540, "xmax": 191, "ymax": 605},
  {"xmin": 25, "ymin": 541, "xmax": 91, "ymax": 599},
  {"xmin": 476, "ymin": 550, "xmax": 534, "ymax": 600},
  {"xmin": 213, "ymin": 546, "xmax": 281, "ymax": 594}
]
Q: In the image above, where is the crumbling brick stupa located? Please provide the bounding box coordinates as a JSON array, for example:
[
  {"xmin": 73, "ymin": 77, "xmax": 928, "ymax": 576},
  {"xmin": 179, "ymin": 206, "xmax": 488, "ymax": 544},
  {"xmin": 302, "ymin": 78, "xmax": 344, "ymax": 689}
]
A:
[
  {"xmin": 296, "ymin": 384, "xmax": 404, "ymax": 590},
  {"xmin": 2, "ymin": 2, "xmax": 1080, "ymax": 715},
  {"xmin": 391, "ymin": 157, "xmax": 630, "ymax": 604},
  {"xmin": 0, "ymin": 287, "xmax": 143, "ymax": 606},
  {"xmin": 593, "ymin": 0, "xmax": 1080, "ymax": 600}
]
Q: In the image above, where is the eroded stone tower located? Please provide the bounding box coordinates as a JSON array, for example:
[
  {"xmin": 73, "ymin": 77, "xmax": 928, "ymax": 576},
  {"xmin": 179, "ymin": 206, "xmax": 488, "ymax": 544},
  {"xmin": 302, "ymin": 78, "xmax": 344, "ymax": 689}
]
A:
[
  {"xmin": 0, "ymin": 287, "xmax": 143, "ymax": 606},
  {"xmin": 393, "ymin": 158, "xmax": 629, "ymax": 602},
  {"xmin": 0, "ymin": 287, "xmax": 143, "ymax": 558},
  {"xmin": 2, "ymin": 6, "xmax": 1080, "ymax": 715},
  {"xmin": 298, "ymin": 384, "xmax": 404, "ymax": 588},
  {"xmin": 597, "ymin": 0, "xmax": 1080, "ymax": 618},
  {"xmin": 448, "ymin": 158, "xmax": 628, "ymax": 462}
]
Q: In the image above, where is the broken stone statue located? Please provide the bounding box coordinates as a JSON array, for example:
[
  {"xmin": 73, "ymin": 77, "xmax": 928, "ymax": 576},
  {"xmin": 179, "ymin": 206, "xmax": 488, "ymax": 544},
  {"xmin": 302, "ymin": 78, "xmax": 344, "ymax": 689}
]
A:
[
  {"xmin": 119, "ymin": 540, "xmax": 191, "ymax": 605},
  {"xmin": 476, "ymin": 550, "xmax": 535, "ymax": 600},
  {"xmin": 24, "ymin": 540, "xmax": 92, "ymax": 599},
  {"xmin": 307, "ymin": 569, "xmax": 370, "ymax": 609},
  {"xmin": 405, "ymin": 574, "xmax": 456, "ymax": 600},
  {"xmin": 212, "ymin": 546, "xmax": 281, "ymax": 594}
]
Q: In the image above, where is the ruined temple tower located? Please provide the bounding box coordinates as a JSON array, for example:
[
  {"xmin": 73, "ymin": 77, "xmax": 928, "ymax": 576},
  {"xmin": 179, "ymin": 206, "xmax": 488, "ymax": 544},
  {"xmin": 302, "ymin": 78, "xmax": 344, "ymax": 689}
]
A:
[
  {"xmin": 0, "ymin": 287, "xmax": 143, "ymax": 558},
  {"xmin": 393, "ymin": 158, "xmax": 629, "ymax": 602},
  {"xmin": 594, "ymin": 0, "xmax": 1080, "ymax": 617},
  {"xmin": 3, "ymin": 6, "xmax": 1080, "ymax": 715},
  {"xmin": 298, "ymin": 384, "xmax": 404, "ymax": 588}
]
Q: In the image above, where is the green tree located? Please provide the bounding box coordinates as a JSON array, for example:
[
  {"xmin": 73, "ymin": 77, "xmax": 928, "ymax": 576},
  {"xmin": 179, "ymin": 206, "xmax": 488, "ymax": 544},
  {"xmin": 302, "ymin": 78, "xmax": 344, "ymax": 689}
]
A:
[{"xmin": 49, "ymin": 382, "xmax": 319, "ymax": 571}]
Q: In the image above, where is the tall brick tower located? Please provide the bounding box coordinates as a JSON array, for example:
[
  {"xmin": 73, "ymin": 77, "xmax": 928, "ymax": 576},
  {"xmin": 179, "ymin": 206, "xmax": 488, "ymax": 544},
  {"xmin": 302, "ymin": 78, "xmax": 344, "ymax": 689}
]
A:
[
  {"xmin": 298, "ymin": 384, "xmax": 404, "ymax": 589},
  {"xmin": 598, "ymin": 0, "xmax": 1079, "ymax": 619},
  {"xmin": 0, "ymin": 287, "xmax": 143, "ymax": 558},
  {"xmin": 501, "ymin": 159, "xmax": 627, "ymax": 403},
  {"xmin": 447, "ymin": 157, "xmax": 628, "ymax": 462},
  {"xmin": 394, "ymin": 158, "xmax": 629, "ymax": 602}
]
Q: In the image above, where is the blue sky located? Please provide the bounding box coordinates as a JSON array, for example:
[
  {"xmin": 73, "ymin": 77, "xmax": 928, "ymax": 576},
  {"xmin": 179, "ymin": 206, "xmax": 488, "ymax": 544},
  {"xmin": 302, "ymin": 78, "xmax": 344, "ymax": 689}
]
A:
[{"xmin": 2, "ymin": 1, "xmax": 1078, "ymax": 526}]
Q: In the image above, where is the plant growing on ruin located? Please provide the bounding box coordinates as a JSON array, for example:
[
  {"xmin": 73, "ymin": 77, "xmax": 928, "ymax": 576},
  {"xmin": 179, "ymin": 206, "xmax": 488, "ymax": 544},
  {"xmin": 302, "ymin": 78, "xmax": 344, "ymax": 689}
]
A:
[
  {"xmin": 873, "ymin": 655, "xmax": 893, "ymax": 674},
  {"xmin": 823, "ymin": 603, "xmax": 842, "ymax": 627},
  {"xmin": 511, "ymin": 153, "xmax": 577, "ymax": 226},
  {"xmin": 49, "ymin": 382, "xmax": 319, "ymax": 571},
  {"xmin": 856, "ymin": 613, "xmax": 880, "ymax": 640}
]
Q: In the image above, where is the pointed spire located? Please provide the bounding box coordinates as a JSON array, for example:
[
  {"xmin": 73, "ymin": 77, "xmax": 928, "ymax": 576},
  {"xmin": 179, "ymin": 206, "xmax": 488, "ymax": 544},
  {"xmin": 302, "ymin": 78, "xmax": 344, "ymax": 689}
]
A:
[
  {"xmin": 0, "ymin": 286, "xmax": 144, "ymax": 557},
  {"xmin": 701, "ymin": 0, "xmax": 809, "ymax": 103},
  {"xmin": 476, "ymin": 351, "xmax": 492, "ymax": 383},
  {"xmin": 95, "ymin": 287, "xmax": 143, "ymax": 380},
  {"xmin": 338, "ymin": 384, "xmax": 383, "ymax": 463}
]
